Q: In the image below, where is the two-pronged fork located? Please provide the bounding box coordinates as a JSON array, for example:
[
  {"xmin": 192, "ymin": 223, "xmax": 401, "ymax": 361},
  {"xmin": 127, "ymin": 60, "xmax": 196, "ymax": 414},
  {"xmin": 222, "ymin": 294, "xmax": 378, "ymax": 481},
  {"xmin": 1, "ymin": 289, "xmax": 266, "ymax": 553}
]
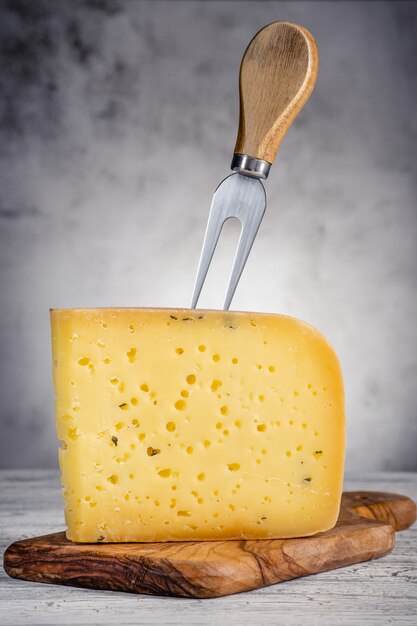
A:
[{"xmin": 191, "ymin": 21, "xmax": 319, "ymax": 310}]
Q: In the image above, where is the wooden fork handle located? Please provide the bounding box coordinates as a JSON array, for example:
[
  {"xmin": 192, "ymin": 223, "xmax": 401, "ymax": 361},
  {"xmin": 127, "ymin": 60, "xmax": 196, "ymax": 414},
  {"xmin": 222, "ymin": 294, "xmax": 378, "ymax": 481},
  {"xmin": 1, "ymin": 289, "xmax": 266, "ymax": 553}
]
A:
[{"xmin": 234, "ymin": 21, "xmax": 319, "ymax": 165}]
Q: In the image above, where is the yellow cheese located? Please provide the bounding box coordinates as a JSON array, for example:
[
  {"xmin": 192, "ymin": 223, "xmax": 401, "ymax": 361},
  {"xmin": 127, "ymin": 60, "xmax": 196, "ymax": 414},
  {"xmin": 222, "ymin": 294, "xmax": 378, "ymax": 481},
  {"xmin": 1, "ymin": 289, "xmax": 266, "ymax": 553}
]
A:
[{"xmin": 51, "ymin": 308, "xmax": 345, "ymax": 542}]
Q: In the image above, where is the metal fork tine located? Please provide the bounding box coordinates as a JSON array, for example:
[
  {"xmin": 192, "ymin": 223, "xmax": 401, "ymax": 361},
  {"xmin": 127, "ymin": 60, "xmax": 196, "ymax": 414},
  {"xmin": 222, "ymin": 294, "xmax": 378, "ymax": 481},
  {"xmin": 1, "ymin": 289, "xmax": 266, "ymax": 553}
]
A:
[
  {"xmin": 223, "ymin": 209, "xmax": 265, "ymax": 311},
  {"xmin": 190, "ymin": 213, "xmax": 224, "ymax": 309},
  {"xmin": 191, "ymin": 173, "xmax": 266, "ymax": 310}
]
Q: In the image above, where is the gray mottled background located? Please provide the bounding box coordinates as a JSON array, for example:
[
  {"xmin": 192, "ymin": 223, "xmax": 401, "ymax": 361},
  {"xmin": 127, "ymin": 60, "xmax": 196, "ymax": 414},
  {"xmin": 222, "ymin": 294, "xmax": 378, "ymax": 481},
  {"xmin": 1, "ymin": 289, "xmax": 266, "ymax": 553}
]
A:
[{"xmin": 0, "ymin": 0, "xmax": 416, "ymax": 471}]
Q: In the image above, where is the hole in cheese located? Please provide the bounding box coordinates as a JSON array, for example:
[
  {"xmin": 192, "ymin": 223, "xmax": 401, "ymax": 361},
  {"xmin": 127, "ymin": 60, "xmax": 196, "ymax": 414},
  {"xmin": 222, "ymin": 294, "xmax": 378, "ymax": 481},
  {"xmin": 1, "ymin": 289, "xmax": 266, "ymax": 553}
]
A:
[{"xmin": 211, "ymin": 380, "xmax": 222, "ymax": 392}]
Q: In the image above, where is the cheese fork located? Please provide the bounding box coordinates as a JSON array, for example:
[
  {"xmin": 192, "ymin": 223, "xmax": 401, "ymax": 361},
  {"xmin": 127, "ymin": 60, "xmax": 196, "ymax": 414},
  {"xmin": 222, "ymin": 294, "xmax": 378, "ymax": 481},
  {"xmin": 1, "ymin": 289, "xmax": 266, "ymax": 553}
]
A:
[{"xmin": 191, "ymin": 21, "xmax": 319, "ymax": 310}]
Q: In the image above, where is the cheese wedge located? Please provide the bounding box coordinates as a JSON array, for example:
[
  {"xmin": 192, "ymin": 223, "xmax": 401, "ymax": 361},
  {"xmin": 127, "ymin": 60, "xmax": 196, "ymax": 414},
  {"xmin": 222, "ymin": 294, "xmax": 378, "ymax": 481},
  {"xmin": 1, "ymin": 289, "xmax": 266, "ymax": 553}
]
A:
[{"xmin": 51, "ymin": 308, "xmax": 345, "ymax": 542}]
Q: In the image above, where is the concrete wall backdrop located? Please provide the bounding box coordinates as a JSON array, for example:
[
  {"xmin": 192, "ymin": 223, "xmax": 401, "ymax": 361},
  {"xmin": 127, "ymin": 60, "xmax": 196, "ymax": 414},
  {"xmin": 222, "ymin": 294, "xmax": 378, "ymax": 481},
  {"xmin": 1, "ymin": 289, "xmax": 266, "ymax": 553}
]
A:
[{"xmin": 0, "ymin": 0, "xmax": 416, "ymax": 471}]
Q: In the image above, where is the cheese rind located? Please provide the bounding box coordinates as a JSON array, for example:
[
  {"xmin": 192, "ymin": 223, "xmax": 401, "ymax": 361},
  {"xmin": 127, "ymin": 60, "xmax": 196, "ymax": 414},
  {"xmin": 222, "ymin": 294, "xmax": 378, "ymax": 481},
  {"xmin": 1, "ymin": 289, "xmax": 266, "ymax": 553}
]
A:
[{"xmin": 51, "ymin": 308, "xmax": 345, "ymax": 542}]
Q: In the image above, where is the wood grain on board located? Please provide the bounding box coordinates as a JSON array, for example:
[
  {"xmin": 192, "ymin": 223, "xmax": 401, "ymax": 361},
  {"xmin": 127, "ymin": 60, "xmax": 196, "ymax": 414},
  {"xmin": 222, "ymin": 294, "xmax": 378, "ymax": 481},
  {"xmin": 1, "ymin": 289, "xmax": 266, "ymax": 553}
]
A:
[{"xmin": 3, "ymin": 491, "xmax": 416, "ymax": 598}]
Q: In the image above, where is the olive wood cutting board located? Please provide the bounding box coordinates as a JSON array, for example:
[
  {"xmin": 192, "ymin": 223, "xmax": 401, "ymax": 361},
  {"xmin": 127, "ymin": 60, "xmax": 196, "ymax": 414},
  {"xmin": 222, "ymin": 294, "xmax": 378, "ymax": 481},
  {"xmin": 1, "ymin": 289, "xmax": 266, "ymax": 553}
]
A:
[{"xmin": 3, "ymin": 491, "xmax": 416, "ymax": 599}]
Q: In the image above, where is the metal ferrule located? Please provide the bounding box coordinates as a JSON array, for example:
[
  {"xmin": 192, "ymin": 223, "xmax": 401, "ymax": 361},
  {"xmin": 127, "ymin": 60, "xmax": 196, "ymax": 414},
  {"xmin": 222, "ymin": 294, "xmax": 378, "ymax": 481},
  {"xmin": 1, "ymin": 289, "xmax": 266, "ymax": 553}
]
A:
[{"xmin": 231, "ymin": 153, "xmax": 271, "ymax": 179}]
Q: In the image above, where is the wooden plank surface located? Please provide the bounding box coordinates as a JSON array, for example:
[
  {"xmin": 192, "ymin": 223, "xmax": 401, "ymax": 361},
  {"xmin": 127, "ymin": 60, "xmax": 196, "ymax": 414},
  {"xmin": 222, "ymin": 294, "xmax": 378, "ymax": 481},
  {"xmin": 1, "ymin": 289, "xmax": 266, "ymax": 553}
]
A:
[{"xmin": 0, "ymin": 470, "xmax": 416, "ymax": 625}]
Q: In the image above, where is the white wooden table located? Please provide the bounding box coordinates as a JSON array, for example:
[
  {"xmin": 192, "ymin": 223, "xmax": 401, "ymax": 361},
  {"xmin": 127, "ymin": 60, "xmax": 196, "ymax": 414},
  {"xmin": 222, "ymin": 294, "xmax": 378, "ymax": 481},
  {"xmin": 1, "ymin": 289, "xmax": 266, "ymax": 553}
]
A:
[{"xmin": 0, "ymin": 471, "xmax": 416, "ymax": 626}]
